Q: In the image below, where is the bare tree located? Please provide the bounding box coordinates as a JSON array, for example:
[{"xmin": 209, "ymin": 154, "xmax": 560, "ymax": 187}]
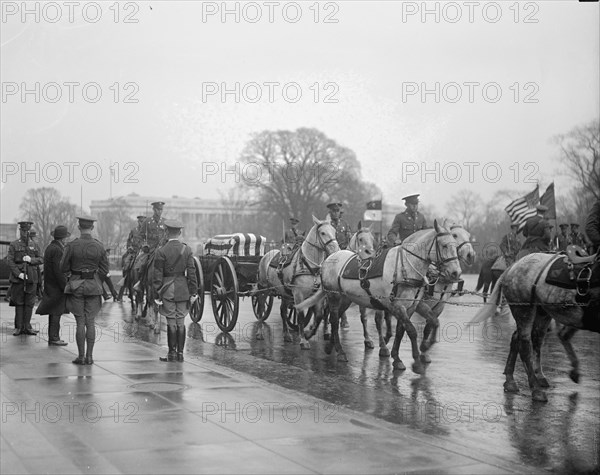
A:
[
  {"xmin": 239, "ymin": 128, "xmax": 380, "ymax": 238},
  {"xmin": 445, "ymin": 189, "xmax": 482, "ymax": 229},
  {"xmin": 19, "ymin": 187, "xmax": 78, "ymax": 250},
  {"xmin": 554, "ymin": 118, "xmax": 599, "ymax": 201},
  {"xmin": 95, "ymin": 198, "xmax": 135, "ymax": 253}
]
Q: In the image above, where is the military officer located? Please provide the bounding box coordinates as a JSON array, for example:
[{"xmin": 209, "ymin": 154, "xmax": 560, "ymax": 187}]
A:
[
  {"xmin": 517, "ymin": 205, "xmax": 552, "ymax": 259},
  {"xmin": 141, "ymin": 202, "xmax": 167, "ymax": 252},
  {"xmin": 555, "ymin": 223, "xmax": 571, "ymax": 252},
  {"xmin": 61, "ymin": 216, "xmax": 109, "ymax": 365},
  {"xmin": 327, "ymin": 202, "xmax": 352, "ymax": 250},
  {"xmin": 500, "ymin": 223, "xmax": 520, "ymax": 266},
  {"xmin": 283, "ymin": 217, "xmax": 305, "ymax": 245},
  {"xmin": 7, "ymin": 221, "xmax": 44, "ymax": 336},
  {"xmin": 386, "ymin": 194, "xmax": 428, "ymax": 245},
  {"xmin": 570, "ymin": 223, "xmax": 588, "ymax": 249},
  {"xmin": 153, "ymin": 220, "xmax": 198, "ymax": 362},
  {"xmin": 127, "ymin": 215, "xmax": 146, "ymax": 254}
]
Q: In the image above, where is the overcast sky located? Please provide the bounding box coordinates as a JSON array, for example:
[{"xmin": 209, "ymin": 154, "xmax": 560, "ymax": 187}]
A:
[{"xmin": 1, "ymin": 0, "xmax": 598, "ymax": 223}]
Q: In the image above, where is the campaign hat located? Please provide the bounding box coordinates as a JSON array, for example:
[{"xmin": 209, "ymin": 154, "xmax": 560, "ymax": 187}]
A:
[
  {"xmin": 51, "ymin": 225, "xmax": 71, "ymax": 239},
  {"xmin": 164, "ymin": 219, "xmax": 184, "ymax": 230},
  {"xmin": 76, "ymin": 215, "xmax": 97, "ymax": 229},
  {"xmin": 402, "ymin": 194, "xmax": 420, "ymax": 204}
]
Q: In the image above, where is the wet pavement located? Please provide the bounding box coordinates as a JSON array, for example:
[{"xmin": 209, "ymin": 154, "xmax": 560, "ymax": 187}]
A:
[{"xmin": 1, "ymin": 274, "xmax": 599, "ymax": 474}]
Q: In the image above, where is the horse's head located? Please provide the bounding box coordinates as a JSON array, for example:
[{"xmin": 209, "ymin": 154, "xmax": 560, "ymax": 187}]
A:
[
  {"xmin": 307, "ymin": 215, "xmax": 340, "ymax": 256},
  {"xmin": 431, "ymin": 219, "xmax": 462, "ymax": 282},
  {"xmin": 348, "ymin": 221, "xmax": 375, "ymax": 260},
  {"xmin": 449, "ymin": 223, "xmax": 475, "ymax": 267}
]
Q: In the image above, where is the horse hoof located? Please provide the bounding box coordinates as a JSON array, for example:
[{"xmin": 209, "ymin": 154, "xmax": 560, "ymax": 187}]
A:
[
  {"xmin": 503, "ymin": 381, "xmax": 519, "ymax": 393},
  {"xmin": 283, "ymin": 334, "xmax": 293, "ymax": 343},
  {"xmin": 569, "ymin": 370, "xmax": 580, "ymax": 384},
  {"xmin": 532, "ymin": 389, "xmax": 548, "ymax": 402},
  {"xmin": 337, "ymin": 352, "xmax": 348, "ymax": 362},
  {"xmin": 300, "ymin": 341, "xmax": 311, "ymax": 350},
  {"xmin": 364, "ymin": 341, "xmax": 374, "ymax": 350},
  {"xmin": 412, "ymin": 362, "xmax": 425, "ymax": 374},
  {"xmin": 324, "ymin": 333, "xmax": 331, "ymax": 341},
  {"xmin": 393, "ymin": 360, "xmax": 406, "ymax": 371},
  {"xmin": 420, "ymin": 353, "xmax": 432, "ymax": 364},
  {"xmin": 324, "ymin": 343, "xmax": 333, "ymax": 355},
  {"xmin": 538, "ymin": 377, "xmax": 550, "ymax": 388}
]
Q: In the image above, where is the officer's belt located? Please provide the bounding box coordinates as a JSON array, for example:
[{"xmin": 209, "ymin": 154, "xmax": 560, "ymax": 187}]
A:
[
  {"xmin": 163, "ymin": 272, "xmax": 185, "ymax": 277},
  {"xmin": 71, "ymin": 270, "xmax": 97, "ymax": 279}
]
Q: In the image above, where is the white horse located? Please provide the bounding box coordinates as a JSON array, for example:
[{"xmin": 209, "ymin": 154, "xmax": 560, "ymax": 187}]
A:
[
  {"xmin": 386, "ymin": 224, "xmax": 475, "ymax": 369},
  {"xmin": 257, "ymin": 215, "xmax": 340, "ymax": 348},
  {"xmin": 297, "ymin": 220, "xmax": 463, "ymax": 374}
]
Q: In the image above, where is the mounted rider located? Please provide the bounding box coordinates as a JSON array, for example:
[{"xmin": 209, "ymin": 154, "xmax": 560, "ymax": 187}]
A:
[
  {"xmin": 516, "ymin": 204, "xmax": 552, "ymax": 259},
  {"xmin": 386, "ymin": 194, "xmax": 428, "ymax": 246},
  {"xmin": 282, "ymin": 217, "xmax": 305, "ymax": 256},
  {"xmin": 555, "ymin": 223, "xmax": 572, "ymax": 252},
  {"xmin": 135, "ymin": 202, "xmax": 167, "ymax": 290},
  {"xmin": 327, "ymin": 202, "xmax": 352, "ymax": 250}
]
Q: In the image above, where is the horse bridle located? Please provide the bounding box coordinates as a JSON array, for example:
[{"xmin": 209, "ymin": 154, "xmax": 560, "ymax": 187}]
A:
[
  {"xmin": 302, "ymin": 222, "xmax": 338, "ymax": 268},
  {"xmin": 403, "ymin": 231, "xmax": 460, "ymax": 269},
  {"xmin": 450, "ymin": 225, "xmax": 474, "ymax": 266}
]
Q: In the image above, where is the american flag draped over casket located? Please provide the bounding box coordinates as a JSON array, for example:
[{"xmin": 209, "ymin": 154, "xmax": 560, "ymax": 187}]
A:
[{"xmin": 204, "ymin": 233, "xmax": 266, "ymax": 256}]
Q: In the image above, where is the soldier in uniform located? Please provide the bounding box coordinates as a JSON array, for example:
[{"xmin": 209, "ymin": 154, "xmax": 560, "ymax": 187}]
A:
[
  {"xmin": 327, "ymin": 202, "xmax": 352, "ymax": 250},
  {"xmin": 570, "ymin": 223, "xmax": 588, "ymax": 249},
  {"xmin": 283, "ymin": 217, "xmax": 305, "ymax": 245},
  {"xmin": 386, "ymin": 194, "xmax": 428, "ymax": 245},
  {"xmin": 127, "ymin": 215, "xmax": 146, "ymax": 253},
  {"xmin": 517, "ymin": 205, "xmax": 552, "ymax": 259},
  {"xmin": 101, "ymin": 248, "xmax": 120, "ymax": 301},
  {"xmin": 137, "ymin": 202, "xmax": 167, "ymax": 289},
  {"xmin": 36, "ymin": 225, "xmax": 71, "ymax": 346},
  {"xmin": 585, "ymin": 199, "xmax": 600, "ymax": 254},
  {"xmin": 500, "ymin": 223, "xmax": 520, "ymax": 266},
  {"xmin": 153, "ymin": 220, "xmax": 198, "ymax": 362},
  {"xmin": 61, "ymin": 216, "xmax": 109, "ymax": 365},
  {"xmin": 555, "ymin": 223, "xmax": 571, "ymax": 252},
  {"xmin": 7, "ymin": 221, "xmax": 44, "ymax": 336}
]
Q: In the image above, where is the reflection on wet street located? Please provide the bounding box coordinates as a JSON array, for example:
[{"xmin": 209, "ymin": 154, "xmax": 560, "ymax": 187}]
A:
[{"xmin": 97, "ymin": 274, "xmax": 599, "ymax": 473}]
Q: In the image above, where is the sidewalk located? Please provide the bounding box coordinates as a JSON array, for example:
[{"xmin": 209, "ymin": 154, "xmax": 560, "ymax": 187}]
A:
[{"xmin": 1, "ymin": 307, "xmax": 540, "ymax": 474}]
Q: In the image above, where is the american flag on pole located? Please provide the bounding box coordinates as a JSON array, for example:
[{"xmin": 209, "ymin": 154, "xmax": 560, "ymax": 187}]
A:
[
  {"xmin": 505, "ymin": 186, "xmax": 540, "ymax": 233},
  {"xmin": 364, "ymin": 200, "xmax": 382, "ymax": 221}
]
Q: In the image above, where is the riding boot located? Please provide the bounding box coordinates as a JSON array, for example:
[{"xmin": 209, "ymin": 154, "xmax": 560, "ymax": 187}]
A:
[
  {"xmin": 159, "ymin": 326, "xmax": 177, "ymax": 361},
  {"xmin": 13, "ymin": 306, "xmax": 24, "ymax": 335},
  {"xmin": 176, "ymin": 326, "xmax": 186, "ymax": 362},
  {"xmin": 22, "ymin": 306, "xmax": 38, "ymax": 335}
]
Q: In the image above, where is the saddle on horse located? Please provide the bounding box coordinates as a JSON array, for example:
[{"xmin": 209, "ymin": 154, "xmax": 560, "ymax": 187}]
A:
[{"xmin": 545, "ymin": 246, "xmax": 599, "ymax": 298}]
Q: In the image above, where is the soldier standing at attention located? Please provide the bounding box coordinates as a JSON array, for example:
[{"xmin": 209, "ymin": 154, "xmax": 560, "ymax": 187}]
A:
[
  {"xmin": 386, "ymin": 194, "xmax": 428, "ymax": 246},
  {"xmin": 61, "ymin": 216, "xmax": 109, "ymax": 365},
  {"xmin": 8, "ymin": 221, "xmax": 43, "ymax": 336},
  {"xmin": 153, "ymin": 220, "xmax": 198, "ymax": 362},
  {"xmin": 327, "ymin": 202, "xmax": 352, "ymax": 250}
]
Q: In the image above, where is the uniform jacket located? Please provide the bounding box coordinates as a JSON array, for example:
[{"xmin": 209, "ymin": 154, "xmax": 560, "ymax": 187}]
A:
[
  {"xmin": 555, "ymin": 233, "xmax": 572, "ymax": 252},
  {"xmin": 586, "ymin": 200, "xmax": 600, "ymax": 251},
  {"xmin": 386, "ymin": 211, "xmax": 427, "ymax": 244},
  {"xmin": 153, "ymin": 239, "xmax": 198, "ymax": 302},
  {"xmin": 60, "ymin": 234, "xmax": 109, "ymax": 296},
  {"xmin": 331, "ymin": 219, "xmax": 351, "ymax": 250},
  {"xmin": 283, "ymin": 227, "xmax": 305, "ymax": 244},
  {"xmin": 7, "ymin": 237, "xmax": 43, "ymax": 284},
  {"xmin": 570, "ymin": 231, "xmax": 587, "ymax": 248},
  {"xmin": 126, "ymin": 227, "xmax": 144, "ymax": 253},
  {"xmin": 521, "ymin": 215, "xmax": 551, "ymax": 252},
  {"xmin": 141, "ymin": 217, "xmax": 166, "ymax": 251},
  {"xmin": 36, "ymin": 240, "xmax": 67, "ymax": 315}
]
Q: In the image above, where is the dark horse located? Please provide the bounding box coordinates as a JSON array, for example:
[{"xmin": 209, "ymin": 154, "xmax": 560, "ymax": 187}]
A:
[
  {"xmin": 476, "ymin": 255, "xmax": 504, "ymax": 303},
  {"xmin": 127, "ymin": 249, "xmax": 160, "ymax": 333}
]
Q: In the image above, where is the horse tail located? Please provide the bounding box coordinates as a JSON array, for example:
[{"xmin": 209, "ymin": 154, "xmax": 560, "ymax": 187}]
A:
[
  {"xmin": 468, "ymin": 273, "xmax": 505, "ymax": 325},
  {"xmin": 295, "ymin": 289, "xmax": 327, "ymax": 313}
]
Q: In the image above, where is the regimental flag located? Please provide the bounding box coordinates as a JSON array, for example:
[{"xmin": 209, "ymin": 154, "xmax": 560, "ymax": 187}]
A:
[
  {"xmin": 505, "ymin": 186, "xmax": 540, "ymax": 233},
  {"xmin": 364, "ymin": 200, "xmax": 382, "ymax": 221},
  {"xmin": 540, "ymin": 182, "xmax": 556, "ymax": 220}
]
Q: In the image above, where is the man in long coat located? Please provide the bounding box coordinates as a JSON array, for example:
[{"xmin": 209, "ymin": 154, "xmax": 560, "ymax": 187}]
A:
[
  {"xmin": 36, "ymin": 225, "xmax": 71, "ymax": 345},
  {"xmin": 517, "ymin": 205, "xmax": 552, "ymax": 259}
]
